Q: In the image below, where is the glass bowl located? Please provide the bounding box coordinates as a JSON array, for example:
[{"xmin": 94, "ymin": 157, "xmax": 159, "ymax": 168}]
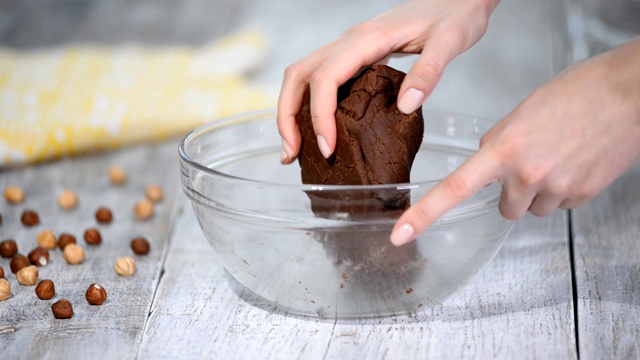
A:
[{"xmin": 179, "ymin": 108, "xmax": 512, "ymax": 318}]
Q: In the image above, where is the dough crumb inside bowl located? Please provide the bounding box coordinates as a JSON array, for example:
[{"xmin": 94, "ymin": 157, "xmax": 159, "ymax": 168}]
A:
[{"xmin": 179, "ymin": 108, "xmax": 512, "ymax": 318}]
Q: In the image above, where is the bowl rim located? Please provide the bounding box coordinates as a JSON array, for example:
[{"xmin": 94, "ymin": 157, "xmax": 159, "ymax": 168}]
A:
[
  {"xmin": 179, "ymin": 108, "xmax": 505, "ymax": 222},
  {"xmin": 179, "ymin": 108, "xmax": 494, "ymax": 192}
]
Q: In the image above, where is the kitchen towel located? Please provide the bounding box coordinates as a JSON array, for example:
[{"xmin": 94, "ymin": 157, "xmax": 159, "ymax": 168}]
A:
[{"xmin": 0, "ymin": 29, "xmax": 277, "ymax": 165}]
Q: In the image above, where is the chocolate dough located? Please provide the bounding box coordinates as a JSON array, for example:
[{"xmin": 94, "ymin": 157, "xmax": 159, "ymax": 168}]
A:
[
  {"xmin": 296, "ymin": 66, "xmax": 425, "ymax": 288},
  {"xmin": 296, "ymin": 65, "xmax": 424, "ymax": 215}
]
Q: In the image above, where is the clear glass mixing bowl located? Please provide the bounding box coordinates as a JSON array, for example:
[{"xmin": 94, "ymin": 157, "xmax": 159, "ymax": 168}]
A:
[{"xmin": 179, "ymin": 108, "xmax": 512, "ymax": 318}]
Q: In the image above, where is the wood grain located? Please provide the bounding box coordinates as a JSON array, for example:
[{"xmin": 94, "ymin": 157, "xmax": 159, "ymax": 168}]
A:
[
  {"xmin": 0, "ymin": 140, "xmax": 180, "ymax": 359},
  {"xmin": 140, "ymin": 197, "xmax": 576, "ymax": 359},
  {"xmin": 572, "ymin": 160, "xmax": 640, "ymax": 359}
]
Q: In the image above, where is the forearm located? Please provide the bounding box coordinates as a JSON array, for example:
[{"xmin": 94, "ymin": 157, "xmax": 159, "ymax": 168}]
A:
[
  {"xmin": 609, "ymin": 38, "xmax": 640, "ymax": 123},
  {"xmin": 594, "ymin": 38, "xmax": 640, "ymax": 128}
]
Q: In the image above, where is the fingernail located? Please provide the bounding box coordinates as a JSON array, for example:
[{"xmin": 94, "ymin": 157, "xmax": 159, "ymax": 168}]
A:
[
  {"xmin": 390, "ymin": 223, "xmax": 415, "ymax": 246},
  {"xmin": 317, "ymin": 135, "xmax": 332, "ymax": 158},
  {"xmin": 397, "ymin": 88, "xmax": 425, "ymax": 114},
  {"xmin": 281, "ymin": 138, "xmax": 294, "ymax": 160}
]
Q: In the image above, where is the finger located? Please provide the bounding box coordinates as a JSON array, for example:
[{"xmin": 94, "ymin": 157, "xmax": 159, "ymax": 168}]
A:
[
  {"xmin": 374, "ymin": 55, "xmax": 391, "ymax": 66},
  {"xmin": 497, "ymin": 179, "xmax": 537, "ymax": 220},
  {"xmin": 528, "ymin": 194, "xmax": 564, "ymax": 217},
  {"xmin": 390, "ymin": 150, "xmax": 500, "ymax": 246},
  {"xmin": 277, "ymin": 42, "xmax": 340, "ymax": 162},
  {"xmin": 308, "ymin": 28, "xmax": 397, "ymax": 158},
  {"xmin": 277, "ymin": 85, "xmax": 304, "ymax": 164},
  {"xmin": 397, "ymin": 29, "xmax": 466, "ymax": 114},
  {"xmin": 558, "ymin": 198, "xmax": 589, "ymax": 209}
]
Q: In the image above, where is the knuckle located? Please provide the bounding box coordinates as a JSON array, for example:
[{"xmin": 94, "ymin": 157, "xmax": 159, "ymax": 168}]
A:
[
  {"xmin": 310, "ymin": 113, "xmax": 321, "ymax": 129},
  {"xmin": 574, "ymin": 183, "xmax": 597, "ymax": 202},
  {"xmin": 489, "ymin": 134, "xmax": 525, "ymax": 170},
  {"xmin": 340, "ymin": 21, "xmax": 391, "ymax": 56},
  {"xmin": 283, "ymin": 62, "xmax": 305, "ymax": 82},
  {"xmin": 441, "ymin": 174, "xmax": 471, "ymax": 202},
  {"xmin": 414, "ymin": 59, "xmax": 445, "ymax": 85},
  {"xmin": 349, "ymin": 21, "xmax": 374, "ymax": 38},
  {"xmin": 498, "ymin": 203, "xmax": 524, "ymax": 221},
  {"xmin": 517, "ymin": 164, "xmax": 550, "ymax": 188},
  {"xmin": 495, "ymin": 133, "xmax": 526, "ymax": 159},
  {"xmin": 528, "ymin": 208, "xmax": 542, "ymax": 217},
  {"xmin": 528, "ymin": 206, "xmax": 552, "ymax": 218},
  {"xmin": 558, "ymin": 200, "xmax": 572, "ymax": 209},
  {"xmin": 547, "ymin": 176, "xmax": 572, "ymax": 197},
  {"xmin": 308, "ymin": 68, "xmax": 329, "ymax": 90},
  {"xmin": 350, "ymin": 20, "xmax": 385, "ymax": 42},
  {"xmin": 414, "ymin": 202, "xmax": 438, "ymax": 225},
  {"xmin": 438, "ymin": 21, "xmax": 466, "ymax": 44}
]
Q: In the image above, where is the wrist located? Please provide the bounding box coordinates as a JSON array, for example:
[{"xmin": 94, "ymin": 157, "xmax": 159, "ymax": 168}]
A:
[
  {"xmin": 479, "ymin": 0, "xmax": 501, "ymax": 14},
  {"xmin": 606, "ymin": 38, "xmax": 640, "ymax": 148},
  {"xmin": 470, "ymin": 0, "xmax": 501, "ymax": 21},
  {"xmin": 607, "ymin": 39, "xmax": 640, "ymax": 127}
]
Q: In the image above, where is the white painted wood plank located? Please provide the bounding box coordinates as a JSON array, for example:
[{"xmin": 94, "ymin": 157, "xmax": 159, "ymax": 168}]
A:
[
  {"xmin": 572, "ymin": 160, "xmax": 640, "ymax": 359},
  {"xmin": 323, "ymin": 212, "xmax": 576, "ymax": 359},
  {"xmin": 0, "ymin": 140, "xmax": 180, "ymax": 359},
  {"xmin": 140, "ymin": 197, "xmax": 576, "ymax": 359}
]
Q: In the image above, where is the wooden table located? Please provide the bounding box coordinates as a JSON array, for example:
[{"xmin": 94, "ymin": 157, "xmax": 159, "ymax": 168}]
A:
[{"xmin": 1, "ymin": 1, "xmax": 638, "ymax": 359}]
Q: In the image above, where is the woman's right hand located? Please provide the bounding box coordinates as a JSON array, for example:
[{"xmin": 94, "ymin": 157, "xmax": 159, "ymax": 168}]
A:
[{"xmin": 277, "ymin": 0, "xmax": 501, "ymax": 163}]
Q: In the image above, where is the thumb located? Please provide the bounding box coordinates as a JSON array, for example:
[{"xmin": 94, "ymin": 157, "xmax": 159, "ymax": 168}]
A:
[{"xmin": 397, "ymin": 32, "xmax": 465, "ymax": 114}]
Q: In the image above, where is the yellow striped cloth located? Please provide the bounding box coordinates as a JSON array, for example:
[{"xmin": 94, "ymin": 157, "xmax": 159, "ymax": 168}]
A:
[{"xmin": 0, "ymin": 29, "xmax": 277, "ymax": 165}]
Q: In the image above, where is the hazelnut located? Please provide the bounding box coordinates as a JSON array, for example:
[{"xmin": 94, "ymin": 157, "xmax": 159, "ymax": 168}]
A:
[
  {"xmin": 95, "ymin": 207, "xmax": 113, "ymax": 223},
  {"xmin": 0, "ymin": 278, "xmax": 11, "ymax": 301},
  {"xmin": 28, "ymin": 247, "xmax": 50, "ymax": 267},
  {"xmin": 114, "ymin": 256, "xmax": 136, "ymax": 276},
  {"xmin": 21, "ymin": 210, "xmax": 40, "ymax": 226},
  {"xmin": 37, "ymin": 230, "xmax": 58, "ymax": 249},
  {"xmin": 130, "ymin": 237, "xmax": 150, "ymax": 255},
  {"xmin": 0, "ymin": 239, "xmax": 18, "ymax": 258},
  {"xmin": 58, "ymin": 233, "xmax": 77, "ymax": 250},
  {"xmin": 84, "ymin": 228, "xmax": 102, "ymax": 245},
  {"xmin": 4, "ymin": 186, "xmax": 25, "ymax": 204},
  {"xmin": 0, "ymin": 266, "xmax": 4, "ymax": 279},
  {"xmin": 109, "ymin": 165, "xmax": 127, "ymax": 185},
  {"xmin": 35, "ymin": 279, "xmax": 55, "ymax": 300},
  {"xmin": 10, "ymin": 254, "xmax": 30, "ymax": 273},
  {"xmin": 58, "ymin": 189, "xmax": 78, "ymax": 210},
  {"xmin": 134, "ymin": 199, "xmax": 154, "ymax": 220},
  {"xmin": 146, "ymin": 184, "xmax": 164, "ymax": 202},
  {"xmin": 16, "ymin": 265, "xmax": 38, "ymax": 286},
  {"xmin": 62, "ymin": 244, "xmax": 85, "ymax": 265},
  {"xmin": 51, "ymin": 299, "xmax": 73, "ymax": 319},
  {"xmin": 85, "ymin": 283, "xmax": 107, "ymax": 305}
]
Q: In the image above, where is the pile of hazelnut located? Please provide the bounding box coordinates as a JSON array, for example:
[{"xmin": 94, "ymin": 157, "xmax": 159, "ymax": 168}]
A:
[{"xmin": 0, "ymin": 165, "xmax": 162, "ymax": 319}]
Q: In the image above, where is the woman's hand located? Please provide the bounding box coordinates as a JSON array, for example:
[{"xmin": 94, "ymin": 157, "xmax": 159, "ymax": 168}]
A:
[
  {"xmin": 277, "ymin": 0, "xmax": 500, "ymax": 162},
  {"xmin": 390, "ymin": 38, "xmax": 640, "ymax": 246}
]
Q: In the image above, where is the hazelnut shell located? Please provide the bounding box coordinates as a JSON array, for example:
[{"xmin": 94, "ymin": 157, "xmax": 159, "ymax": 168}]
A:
[
  {"xmin": 51, "ymin": 299, "xmax": 74, "ymax": 319},
  {"xmin": 36, "ymin": 279, "xmax": 56, "ymax": 300}
]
